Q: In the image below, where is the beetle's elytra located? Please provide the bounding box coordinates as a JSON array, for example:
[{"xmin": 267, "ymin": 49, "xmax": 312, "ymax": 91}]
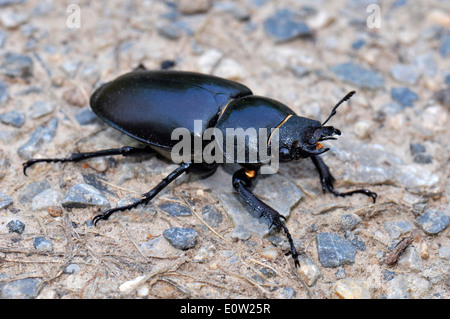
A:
[{"xmin": 23, "ymin": 66, "xmax": 377, "ymax": 267}]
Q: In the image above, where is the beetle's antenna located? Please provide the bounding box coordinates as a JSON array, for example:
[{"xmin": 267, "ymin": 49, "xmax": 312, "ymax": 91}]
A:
[{"xmin": 321, "ymin": 90, "xmax": 356, "ymax": 126}]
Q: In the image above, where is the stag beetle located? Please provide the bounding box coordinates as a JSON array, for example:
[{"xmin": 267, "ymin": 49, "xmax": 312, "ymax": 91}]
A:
[{"xmin": 23, "ymin": 66, "xmax": 377, "ymax": 267}]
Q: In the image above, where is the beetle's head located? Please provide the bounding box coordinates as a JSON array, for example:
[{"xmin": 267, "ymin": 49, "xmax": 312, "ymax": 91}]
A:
[
  {"xmin": 276, "ymin": 91, "xmax": 355, "ymax": 161},
  {"xmin": 278, "ymin": 120, "xmax": 341, "ymax": 161}
]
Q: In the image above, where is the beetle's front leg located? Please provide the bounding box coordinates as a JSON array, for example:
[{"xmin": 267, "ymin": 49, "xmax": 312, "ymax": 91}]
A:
[
  {"xmin": 232, "ymin": 168, "xmax": 300, "ymax": 267},
  {"xmin": 311, "ymin": 155, "xmax": 377, "ymax": 203}
]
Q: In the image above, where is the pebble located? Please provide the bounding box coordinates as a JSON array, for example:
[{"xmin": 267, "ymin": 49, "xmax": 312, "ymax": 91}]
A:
[
  {"xmin": 75, "ymin": 108, "xmax": 99, "ymax": 125},
  {"xmin": 416, "ymin": 209, "xmax": 449, "ymax": 235},
  {"xmin": 353, "ymin": 120, "xmax": 371, "ymax": 139},
  {"xmin": 7, "ymin": 220, "xmax": 25, "ymax": 234},
  {"xmin": 33, "ymin": 236, "xmax": 53, "ymax": 251},
  {"xmin": 0, "ymin": 152, "xmax": 8, "ymax": 180},
  {"xmin": 63, "ymin": 88, "xmax": 87, "ymax": 107},
  {"xmin": 0, "ymin": 80, "xmax": 8, "ymax": 105},
  {"xmin": 386, "ymin": 275, "xmax": 411, "ymax": 299},
  {"xmin": 177, "ymin": 0, "xmax": 211, "ymax": 15},
  {"xmin": 264, "ymin": 9, "xmax": 312, "ymax": 43},
  {"xmin": 316, "ymin": 232, "xmax": 357, "ymax": 268},
  {"xmin": 61, "ymin": 183, "xmax": 109, "ymax": 209},
  {"xmin": 213, "ymin": 58, "xmax": 245, "ymax": 80},
  {"xmin": 397, "ymin": 246, "xmax": 424, "ymax": 272},
  {"xmin": 159, "ymin": 201, "xmax": 191, "ymax": 217},
  {"xmin": 163, "ymin": 227, "xmax": 198, "ymax": 250},
  {"xmin": 0, "ymin": 110, "xmax": 25, "ymax": 127},
  {"xmin": 0, "ymin": 52, "xmax": 33, "ymax": 78},
  {"xmin": 280, "ymin": 287, "xmax": 296, "ymax": 299},
  {"xmin": 63, "ymin": 263, "xmax": 81, "ymax": 274},
  {"xmin": 438, "ymin": 246, "xmax": 450, "ymax": 260},
  {"xmin": 18, "ymin": 180, "xmax": 50, "ymax": 203},
  {"xmin": 192, "ymin": 245, "xmax": 215, "ymax": 263},
  {"xmin": 334, "ymin": 278, "xmax": 371, "ymax": 299},
  {"xmin": 296, "ymin": 254, "xmax": 321, "ymax": 286},
  {"xmin": 17, "ymin": 117, "xmax": 58, "ymax": 160},
  {"xmin": 330, "ymin": 62, "xmax": 384, "ymax": 90},
  {"xmin": 391, "ymin": 87, "xmax": 418, "ymax": 107},
  {"xmin": 47, "ymin": 206, "xmax": 62, "ymax": 217},
  {"xmin": 32, "ymin": 188, "xmax": 61, "ymax": 211},
  {"xmin": 413, "ymin": 153, "xmax": 432, "ymax": 164},
  {"xmin": 390, "ymin": 64, "xmax": 419, "ymax": 85},
  {"xmin": 29, "ymin": 101, "xmax": 55, "ymax": 119},
  {"xmin": 119, "ymin": 275, "xmax": 147, "ymax": 294},
  {"xmin": 259, "ymin": 246, "xmax": 278, "ymax": 261},
  {"xmin": 344, "ymin": 231, "xmax": 366, "ymax": 251},
  {"xmin": 0, "ymin": 191, "xmax": 13, "ymax": 209},
  {"xmin": 433, "ymin": 88, "xmax": 450, "ymax": 108},
  {"xmin": 340, "ymin": 213, "xmax": 362, "ymax": 231},
  {"xmin": 0, "ymin": 278, "xmax": 42, "ymax": 299},
  {"xmin": 157, "ymin": 22, "xmax": 183, "ymax": 40},
  {"xmin": 383, "ymin": 220, "xmax": 413, "ymax": 239},
  {"xmin": 230, "ymin": 224, "xmax": 251, "ymax": 240},
  {"xmin": 201, "ymin": 204, "xmax": 223, "ymax": 227},
  {"xmin": 409, "ymin": 143, "xmax": 425, "ymax": 155},
  {"xmin": 440, "ymin": 34, "xmax": 450, "ymax": 58},
  {"xmin": 0, "ymin": 10, "xmax": 29, "ymax": 29}
]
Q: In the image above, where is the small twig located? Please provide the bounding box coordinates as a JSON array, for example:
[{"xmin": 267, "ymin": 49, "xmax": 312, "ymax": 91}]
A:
[{"xmin": 385, "ymin": 230, "xmax": 420, "ymax": 267}]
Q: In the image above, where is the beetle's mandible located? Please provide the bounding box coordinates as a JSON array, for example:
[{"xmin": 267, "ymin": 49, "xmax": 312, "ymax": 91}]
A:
[{"xmin": 23, "ymin": 66, "xmax": 377, "ymax": 267}]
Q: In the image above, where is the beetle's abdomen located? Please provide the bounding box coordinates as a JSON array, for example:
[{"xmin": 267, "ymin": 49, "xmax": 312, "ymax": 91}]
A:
[{"xmin": 90, "ymin": 70, "xmax": 252, "ymax": 149}]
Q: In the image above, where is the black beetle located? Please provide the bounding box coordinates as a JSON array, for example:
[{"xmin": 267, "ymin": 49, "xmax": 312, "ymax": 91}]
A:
[{"xmin": 23, "ymin": 66, "xmax": 377, "ymax": 267}]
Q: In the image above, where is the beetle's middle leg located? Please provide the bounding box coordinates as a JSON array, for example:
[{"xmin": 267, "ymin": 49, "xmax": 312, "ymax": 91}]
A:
[
  {"xmin": 92, "ymin": 162, "xmax": 192, "ymax": 225},
  {"xmin": 311, "ymin": 155, "xmax": 377, "ymax": 203},
  {"xmin": 22, "ymin": 146, "xmax": 155, "ymax": 176},
  {"xmin": 232, "ymin": 167, "xmax": 300, "ymax": 267}
]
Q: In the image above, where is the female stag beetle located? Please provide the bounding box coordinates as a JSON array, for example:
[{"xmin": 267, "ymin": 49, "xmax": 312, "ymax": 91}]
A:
[{"xmin": 23, "ymin": 66, "xmax": 377, "ymax": 267}]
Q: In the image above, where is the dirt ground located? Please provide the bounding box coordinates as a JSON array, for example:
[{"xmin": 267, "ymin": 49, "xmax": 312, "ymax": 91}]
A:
[{"xmin": 0, "ymin": 0, "xmax": 449, "ymax": 299}]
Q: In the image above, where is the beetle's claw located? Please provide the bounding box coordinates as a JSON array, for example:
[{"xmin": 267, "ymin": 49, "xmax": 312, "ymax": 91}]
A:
[{"xmin": 92, "ymin": 212, "xmax": 110, "ymax": 226}]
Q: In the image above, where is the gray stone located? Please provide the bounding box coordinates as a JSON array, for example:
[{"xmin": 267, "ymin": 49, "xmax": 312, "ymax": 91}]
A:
[
  {"xmin": 0, "ymin": 278, "xmax": 42, "ymax": 299},
  {"xmin": 297, "ymin": 254, "xmax": 321, "ymax": 286},
  {"xmin": 264, "ymin": 9, "xmax": 312, "ymax": 42},
  {"xmin": 202, "ymin": 204, "xmax": 223, "ymax": 227},
  {"xmin": 438, "ymin": 246, "xmax": 450, "ymax": 260},
  {"xmin": 316, "ymin": 232, "xmax": 357, "ymax": 268},
  {"xmin": 440, "ymin": 34, "xmax": 450, "ymax": 58},
  {"xmin": 17, "ymin": 117, "xmax": 58, "ymax": 159},
  {"xmin": 159, "ymin": 201, "xmax": 191, "ymax": 217},
  {"xmin": 0, "ymin": 110, "xmax": 25, "ymax": 127},
  {"xmin": 7, "ymin": 220, "xmax": 25, "ymax": 234},
  {"xmin": 0, "ymin": 191, "xmax": 13, "ymax": 209},
  {"xmin": 32, "ymin": 188, "xmax": 61, "ymax": 211},
  {"xmin": 383, "ymin": 220, "xmax": 413, "ymax": 239},
  {"xmin": 0, "ymin": 80, "xmax": 8, "ymax": 105},
  {"xmin": 391, "ymin": 87, "xmax": 418, "ymax": 107},
  {"xmin": 62, "ymin": 183, "xmax": 109, "ymax": 209},
  {"xmin": 230, "ymin": 224, "xmax": 251, "ymax": 240},
  {"xmin": 416, "ymin": 209, "xmax": 449, "ymax": 235},
  {"xmin": 163, "ymin": 227, "xmax": 198, "ymax": 250},
  {"xmin": 413, "ymin": 153, "xmax": 432, "ymax": 164},
  {"xmin": 18, "ymin": 180, "xmax": 50, "ymax": 203},
  {"xmin": 340, "ymin": 213, "xmax": 362, "ymax": 230},
  {"xmin": 33, "ymin": 237, "xmax": 53, "ymax": 251},
  {"xmin": 397, "ymin": 246, "xmax": 424, "ymax": 272},
  {"xmin": 331, "ymin": 62, "xmax": 384, "ymax": 90},
  {"xmin": 386, "ymin": 276, "xmax": 411, "ymax": 299},
  {"xmin": 0, "ymin": 52, "xmax": 33, "ymax": 78},
  {"xmin": 29, "ymin": 101, "xmax": 55, "ymax": 119},
  {"xmin": 390, "ymin": 64, "xmax": 419, "ymax": 85}
]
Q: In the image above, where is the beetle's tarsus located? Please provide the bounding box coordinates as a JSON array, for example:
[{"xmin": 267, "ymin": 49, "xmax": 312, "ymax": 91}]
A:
[{"xmin": 311, "ymin": 155, "xmax": 378, "ymax": 203}]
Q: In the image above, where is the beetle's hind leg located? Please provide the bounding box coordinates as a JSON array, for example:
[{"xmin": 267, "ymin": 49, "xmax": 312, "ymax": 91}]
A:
[
  {"xmin": 92, "ymin": 162, "xmax": 192, "ymax": 225},
  {"xmin": 22, "ymin": 146, "xmax": 154, "ymax": 176},
  {"xmin": 311, "ymin": 155, "xmax": 377, "ymax": 203},
  {"xmin": 232, "ymin": 168, "xmax": 300, "ymax": 267}
]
